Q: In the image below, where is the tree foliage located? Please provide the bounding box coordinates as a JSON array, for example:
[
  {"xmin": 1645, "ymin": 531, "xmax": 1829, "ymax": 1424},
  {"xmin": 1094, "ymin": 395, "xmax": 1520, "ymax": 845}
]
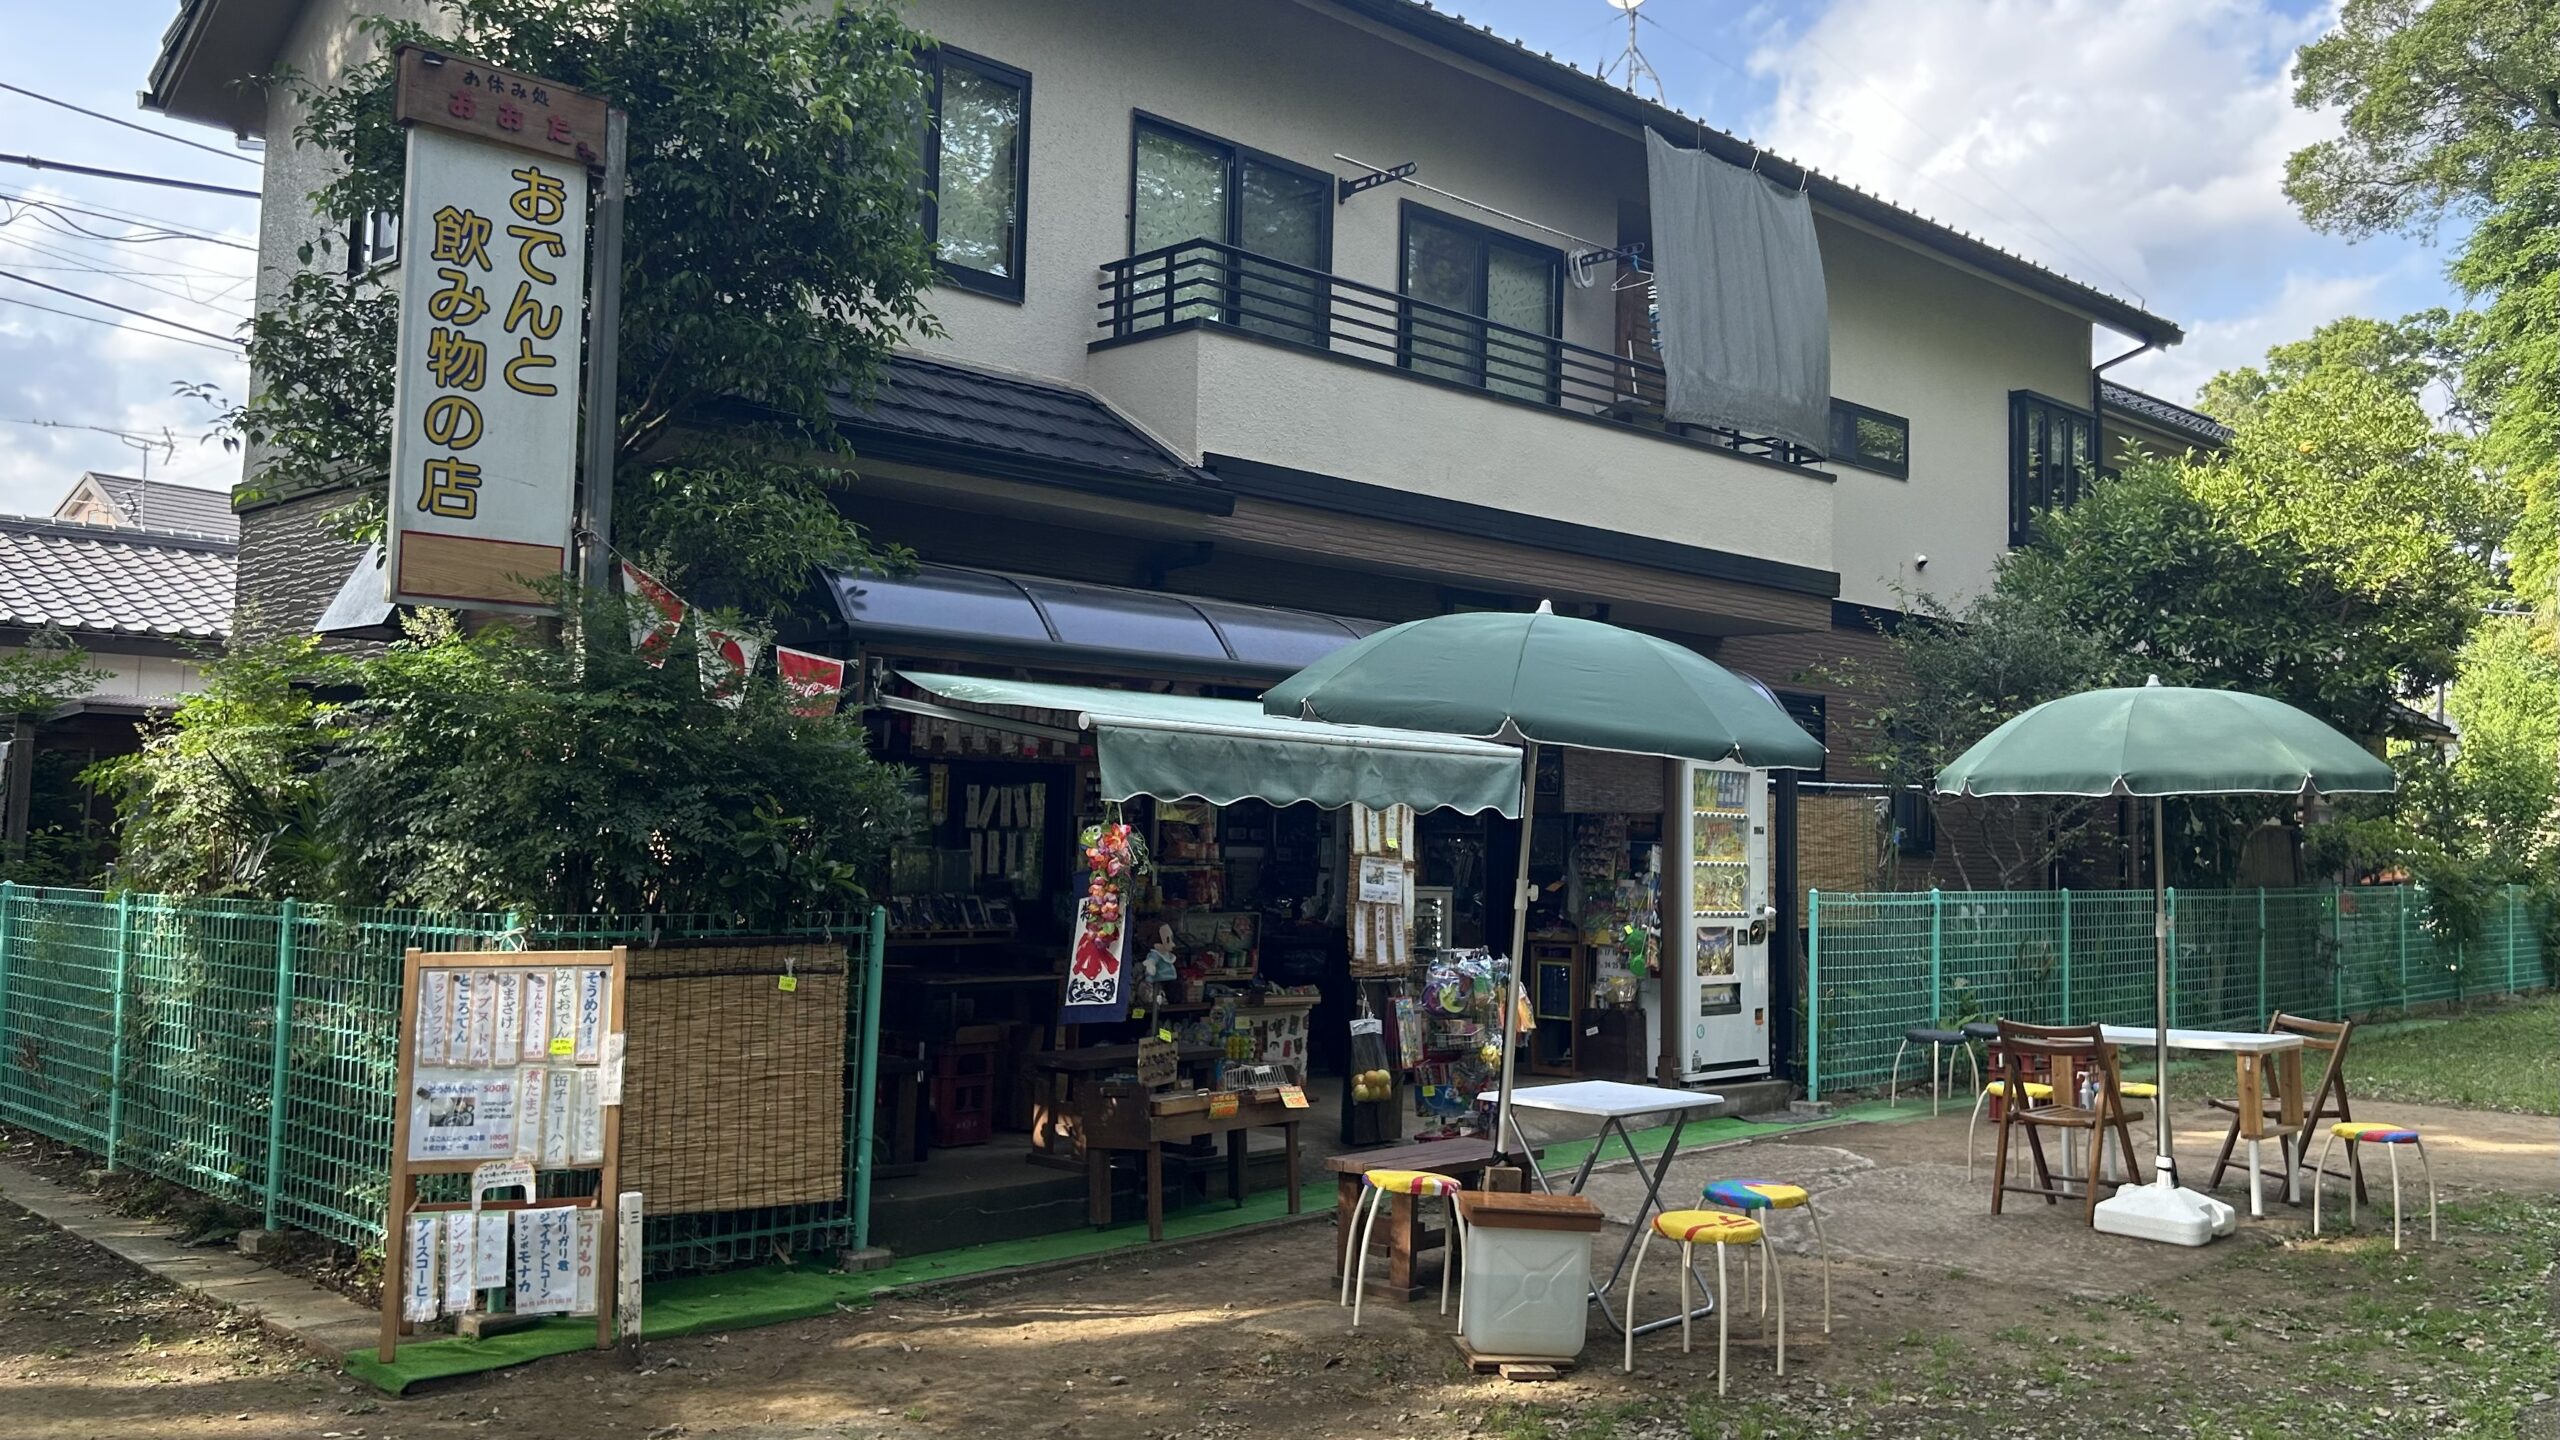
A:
[
  {"xmin": 241, "ymin": 0, "xmax": 939, "ymax": 621},
  {"xmin": 0, "ymin": 629, "xmax": 106, "ymax": 719}
]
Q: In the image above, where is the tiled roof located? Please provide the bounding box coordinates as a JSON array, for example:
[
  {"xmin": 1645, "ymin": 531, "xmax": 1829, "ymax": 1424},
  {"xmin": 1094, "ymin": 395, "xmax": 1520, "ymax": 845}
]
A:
[
  {"xmin": 0, "ymin": 515, "xmax": 236, "ymax": 642},
  {"xmin": 830, "ymin": 353, "xmax": 1218, "ymax": 495},
  {"xmin": 2100, "ymin": 382, "xmax": 2233, "ymax": 446},
  {"xmin": 86, "ymin": 473, "xmax": 239, "ymax": 540}
]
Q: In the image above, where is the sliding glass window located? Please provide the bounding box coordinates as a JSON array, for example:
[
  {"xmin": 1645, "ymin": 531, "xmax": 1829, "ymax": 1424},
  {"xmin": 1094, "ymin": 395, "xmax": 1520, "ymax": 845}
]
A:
[
  {"xmin": 1399, "ymin": 204, "xmax": 1561, "ymax": 403},
  {"xmin": 1128, "ymin": 115, "xmax": 1330, "ymax": 343},
  {"xmin": 920, "ymin": 49, "xmax": 1029, "ymax": 301}
]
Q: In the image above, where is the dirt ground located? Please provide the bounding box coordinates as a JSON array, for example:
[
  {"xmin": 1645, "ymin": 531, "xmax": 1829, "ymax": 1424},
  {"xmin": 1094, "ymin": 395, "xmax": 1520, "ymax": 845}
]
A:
[{"xmin": 5, "ymin": 1099, "xmax": 2555, "ymax": 1440}]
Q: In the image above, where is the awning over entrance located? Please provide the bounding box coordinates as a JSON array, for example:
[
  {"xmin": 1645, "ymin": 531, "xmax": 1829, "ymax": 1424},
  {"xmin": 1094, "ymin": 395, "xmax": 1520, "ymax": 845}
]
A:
[{"xmin": 892, "ymin": 671, "xmax": 1522, "ymax": 817}]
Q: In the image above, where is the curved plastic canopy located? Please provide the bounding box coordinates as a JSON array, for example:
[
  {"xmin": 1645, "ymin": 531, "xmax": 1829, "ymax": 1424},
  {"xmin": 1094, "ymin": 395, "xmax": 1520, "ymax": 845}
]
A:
[{"xmin": 896, "ymin": 672, "xmax": 1521, "ymax": 817}]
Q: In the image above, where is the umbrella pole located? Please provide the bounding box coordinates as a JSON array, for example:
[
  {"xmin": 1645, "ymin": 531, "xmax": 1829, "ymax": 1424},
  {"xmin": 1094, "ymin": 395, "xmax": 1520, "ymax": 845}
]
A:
[
  {"xmin": 1492, "ymin": 744, "xmax": 1537, "ymax": 1171},
  {"xmin": 2153, "ymin": 795, "xmax": 2173, "ymax": 1186}
]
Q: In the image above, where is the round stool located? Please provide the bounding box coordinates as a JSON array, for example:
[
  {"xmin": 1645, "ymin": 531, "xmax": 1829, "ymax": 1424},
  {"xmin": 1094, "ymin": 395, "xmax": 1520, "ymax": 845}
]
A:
[
  {"xmin": 1703, "ymin": 1179, "xmax": 1829, "ymax": 1333},
  {"xmin": 1340, "ymin": 1169, "xmax": 1464, "ymax": 1329},
  {"xmin": 2313, "ymin": 1123, "xmax": 2434, "ymax": 1250},
  {"xmin": 1890, "ymin": 1026, "xmax": 1979, "ymax": 1115},
  {"xmin": 1966, "ymin": 1079, "xmax": 2054, "ymax": 1184},
  {"xmin": 1622, "ymin": 1210, "xmax": 1780, "ymax": 1394}
]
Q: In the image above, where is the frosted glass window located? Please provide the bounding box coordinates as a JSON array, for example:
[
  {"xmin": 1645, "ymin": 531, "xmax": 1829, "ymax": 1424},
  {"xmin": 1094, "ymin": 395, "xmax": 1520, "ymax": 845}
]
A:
[{"xmin": 922, "ymin": 51, "xmax": 1029, "ymax": 300}]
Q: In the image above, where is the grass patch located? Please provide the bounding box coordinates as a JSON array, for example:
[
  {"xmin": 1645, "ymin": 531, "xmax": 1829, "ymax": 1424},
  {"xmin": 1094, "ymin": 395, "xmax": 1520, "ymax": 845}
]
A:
[{"xmin": 2337, "ymin": 995, "xmax": 2558, "ymax": 1115}]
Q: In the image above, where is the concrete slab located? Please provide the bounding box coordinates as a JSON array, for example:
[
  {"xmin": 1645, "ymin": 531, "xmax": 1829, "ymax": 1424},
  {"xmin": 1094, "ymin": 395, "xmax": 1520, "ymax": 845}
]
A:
[{"xmin": 0, "ymin": 1158, "xmax": 376, "ymax": 1360}]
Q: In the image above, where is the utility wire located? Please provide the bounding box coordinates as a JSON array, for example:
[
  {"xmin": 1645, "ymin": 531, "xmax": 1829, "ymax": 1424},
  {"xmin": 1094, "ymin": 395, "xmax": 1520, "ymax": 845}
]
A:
[
  {"xmin": 0, "ymin": 295, "xmax": 245, "ymax": 355},
  {"xmin": 0, "ymin": 269, "xmax": 242, "ymax": 344},
  {"xmin": 1, "ymin": 225, "xmax": 252, "ymax": 309},
  {"xmin": 0, "ymin": 189, "xmax": 257, "ymax": 251},
  {"xmin": 0, "ymin": 81, "xmax": 259, "ymax": 165},
  {"xmin": 0, "ymin": 154, "xmax": 259, "ymax": 200}
]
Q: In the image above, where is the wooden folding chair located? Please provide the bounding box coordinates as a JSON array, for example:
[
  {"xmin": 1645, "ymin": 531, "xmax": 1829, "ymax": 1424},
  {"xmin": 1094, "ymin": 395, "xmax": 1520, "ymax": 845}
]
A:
[
  {"xmin": 1987, "ymin": 1021, "xmax": 2146, "ymax": 1226},
  {"xmin": 2209, "ymin": 1012, "xmax": 2364, "ymax": 1206}
]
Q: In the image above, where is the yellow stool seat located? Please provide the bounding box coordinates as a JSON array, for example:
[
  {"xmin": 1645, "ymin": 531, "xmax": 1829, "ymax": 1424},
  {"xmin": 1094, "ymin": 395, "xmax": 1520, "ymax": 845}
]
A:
[
  {"xmin": 2118, "ymin": 1082, "xmax": 2157, "ymax": 1098},
  {"xmin": 1982, "ymin": 1080, "xmax": 2055, "ymax": 1101},
  {"xmin": 1654, "ymin": 1210, "xmax": 1762, "ymax": 1245},
  {"xmin": 2332, "ymin": 1122, "xmax": 2421, "ymax": 1144},
  {"xmin": 1362, "ymin": 1168, "xmax": 1463, "ymax": 1196}
]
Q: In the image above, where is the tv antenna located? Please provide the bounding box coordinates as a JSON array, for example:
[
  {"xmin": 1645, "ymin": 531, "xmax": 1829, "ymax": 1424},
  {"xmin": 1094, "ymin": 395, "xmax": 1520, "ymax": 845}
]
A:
[{"xmin": 1600, "ymin": 0, "xmax": 1665, "ymax": 103}]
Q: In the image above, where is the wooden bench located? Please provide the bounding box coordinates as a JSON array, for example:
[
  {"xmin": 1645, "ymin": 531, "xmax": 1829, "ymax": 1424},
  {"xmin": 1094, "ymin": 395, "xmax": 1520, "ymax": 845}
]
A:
[{"xmin": 1329, "ymin": 1138, "xmax": 1513, "ymax": 1303}]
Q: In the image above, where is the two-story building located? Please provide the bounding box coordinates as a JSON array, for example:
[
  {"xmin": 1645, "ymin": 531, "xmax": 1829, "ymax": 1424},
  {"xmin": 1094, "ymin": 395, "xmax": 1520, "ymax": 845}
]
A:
[{"xmin": 142, "ymin": 1, "xmax": 2198, "ymax": 1128}]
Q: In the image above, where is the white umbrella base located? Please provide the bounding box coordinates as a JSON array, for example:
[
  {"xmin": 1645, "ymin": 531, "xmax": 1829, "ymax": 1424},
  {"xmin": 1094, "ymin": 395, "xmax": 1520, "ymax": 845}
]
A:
[{"xmin": 2092, "ymin": 1175, "xmax": 2237, "ymax": 1247}]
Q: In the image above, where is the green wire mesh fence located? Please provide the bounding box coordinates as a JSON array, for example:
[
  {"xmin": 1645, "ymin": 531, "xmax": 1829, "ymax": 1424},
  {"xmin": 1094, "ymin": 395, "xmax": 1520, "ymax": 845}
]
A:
[
  {"xmin": 0, "ymin": 885, "xmax": 884, "ymax": 1273},
  {"xmin": 1805, "ymin": 884, "xmax": 2551, "ymax": 1101}
]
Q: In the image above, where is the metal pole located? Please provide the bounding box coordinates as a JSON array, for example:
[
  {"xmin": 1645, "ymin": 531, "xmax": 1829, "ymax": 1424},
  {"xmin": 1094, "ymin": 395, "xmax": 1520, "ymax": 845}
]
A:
[
  {"xmin": 2334, "ymin": 885, "xmax": 2347, "ymax": 1017},
  {"xmin": 1805, "ymin": 890, "xmax": 1821, "ymax": 1101},
  {"xmin": 2255, "ymin": 888, "xmax": 2268, "ymax": 1024},
  {"xmin": 0, "ymin": 881, "xmax": 13, "ymax": 1118},
  {"xmin": 575, "ymin": 108, "xmax": 628, "ymax": 589},
  {"xmin": 1492, "ymin": 744, "xmax": 1538, "ymax": 1168},
  {"xmin": 2058, "ymin": 886, "xmax": 2072, "ymax": 1021},
  {"xmin": 2152, "ymin": 796, "xmax": 2171, "ymax": 1181},
  {"xmin": 2166, "ymin": 885, "xmax": 2180, "ymax": 1029},
  {"xmin": 2511, "ymin": 886, "xmax": 2522, "ymax": 995},
  {"xmin": 262, "ymin": 898, "xmax": 298, "ymax": 1230},
  {"xmin": 104, "ymin": 892, "xmax": 132, "ymax": 1172},
  {"xmin": 2397, "ymin": 887, "xmax": 2411, "ymax": 1013},
  {"xmin": 852, "ymin": 905, "xmax": 886, "ymax": 1252},
  {"xmin": 1927, "ymin": 888, "xmax": 1943, "ymax": 1024}
]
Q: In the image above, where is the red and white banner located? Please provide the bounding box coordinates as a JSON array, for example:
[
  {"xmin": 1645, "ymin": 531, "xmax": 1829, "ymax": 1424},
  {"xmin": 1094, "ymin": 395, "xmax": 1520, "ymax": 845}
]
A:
[
  {"xmin": 694, "ymin": 618, "xmax": 763, "ymax": 708},
  {"xmin": 774, "ymin": 646, "xmax": 846, "ymax": 719},
  {"xmin": 619, "ymin": 562, "xmax": 684, "ymax": 667}
]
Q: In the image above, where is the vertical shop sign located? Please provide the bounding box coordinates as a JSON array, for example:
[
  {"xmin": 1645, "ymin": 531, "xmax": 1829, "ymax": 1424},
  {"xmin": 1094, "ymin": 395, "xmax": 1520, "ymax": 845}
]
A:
[{"xmin": 384, "ymin": 47, "xmax": 604, "ymax": 611}]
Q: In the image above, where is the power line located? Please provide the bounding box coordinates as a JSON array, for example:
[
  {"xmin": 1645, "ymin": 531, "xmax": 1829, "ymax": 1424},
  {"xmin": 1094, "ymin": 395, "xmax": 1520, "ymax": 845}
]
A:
[
  {"xmin": 0, "ymin": 190, "xmax": 258, "ymax": 252},
  {"xmin": 0, "ymin": 154, "xmax": 260, "ymax": 200},
  {"xmin": 0, "ymin": 294, "xmax": 246, "ymax": 356},
  {"xmin": 0, "ymin": 270, "xmax": 242, "ymax": 344},
  {"xmin": 0, "ymin": 224, "xmax": 254, "ymax": 308},
  {"xmin": 0, "ymin": 81, "xmax": 259, "ymax": 166}
]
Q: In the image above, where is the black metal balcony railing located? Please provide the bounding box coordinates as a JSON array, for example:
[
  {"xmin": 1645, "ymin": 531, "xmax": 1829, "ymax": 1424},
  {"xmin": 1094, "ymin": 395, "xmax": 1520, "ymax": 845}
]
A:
[{"xmin": 1094, "ymin": 239, "xmax": 1821, "ymax": 467}]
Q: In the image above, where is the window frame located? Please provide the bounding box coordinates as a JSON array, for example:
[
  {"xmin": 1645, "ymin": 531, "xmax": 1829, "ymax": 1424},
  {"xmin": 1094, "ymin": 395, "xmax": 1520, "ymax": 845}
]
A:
[
  {"xmin": 920, "ymin": 45, "xmax": 1032, "ymax": 303},
  {"xmin": 1394, "ymin": 200, "xmax": 1565, "ymax": 403},
  {"xmin": 1825, "ymin": 398, "xmax": 1910, "ymax": 480},
  {"xmin": 1123, "ymin": 111, "xmax": 1335, "ymax": 338},
  {"xmin": 2009, "ymin": 389, "xmax": 2097, "ymax": 547}
]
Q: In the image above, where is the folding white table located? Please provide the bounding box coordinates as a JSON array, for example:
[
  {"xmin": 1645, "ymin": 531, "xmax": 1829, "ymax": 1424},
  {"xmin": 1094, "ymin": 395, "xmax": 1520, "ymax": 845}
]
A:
[
  {"xmin": 2097, "ymin": 1025, "xmax": 2306, "ymax": 1217},
  {"xmin": 1480, "ymin": 1080, "xmax": 1726, "ymax": 1336}
]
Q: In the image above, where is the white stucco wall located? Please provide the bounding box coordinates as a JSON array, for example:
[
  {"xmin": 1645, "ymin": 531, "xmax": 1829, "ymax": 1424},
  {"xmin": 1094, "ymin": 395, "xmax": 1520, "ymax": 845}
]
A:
[
  {"xmin": 0, "ymin": 648, "xmax": 205, "ymax": 707},
  {"xmin": 1821, "ymin": 219, "xmax": 2093, "ymax": 607}
]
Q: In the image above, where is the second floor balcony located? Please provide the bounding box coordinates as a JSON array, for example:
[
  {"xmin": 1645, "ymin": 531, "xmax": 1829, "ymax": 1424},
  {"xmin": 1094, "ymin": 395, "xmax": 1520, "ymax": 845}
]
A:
[{"xmin": 1092, "ymin": 239, "xmax": 1825, "ymax": 470}]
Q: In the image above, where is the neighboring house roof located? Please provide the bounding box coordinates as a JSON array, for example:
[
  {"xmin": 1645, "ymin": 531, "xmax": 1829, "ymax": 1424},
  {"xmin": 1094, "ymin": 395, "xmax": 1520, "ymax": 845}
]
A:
[
  {"xmin": 145, "ymin": 0, "xmax": 2183, "ymax": 347},
  {"xmin": 53, "ymin": 471, "xmax": 240, "ymax": 540},
  {"xmin": 0, "ymin": 515, "xmax": 237, "ymax": 643},
  {"xmin": 827, "ymin": 353, "xmax": 1226, "ymax": 509},
  {"xmin": 2099, "ymin": 382, "xmax": 2234, "ymax": 447}
]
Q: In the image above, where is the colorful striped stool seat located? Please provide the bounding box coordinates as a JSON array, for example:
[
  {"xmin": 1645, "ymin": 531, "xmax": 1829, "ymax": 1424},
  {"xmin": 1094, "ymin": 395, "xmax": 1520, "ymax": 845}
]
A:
[
  {"xmin": 1363, "ymin": 1168, "xmax": 1462, "ymax": 1196},
  {"xmin": 1654, "ymin": 1210, "xmax": 1762, "ymax": 1245},
  {"xmin": 1704, "ymin": 1180, "xmax": 1809, "ymax": 1211},
  {"xmin": 2314, "ymin": 1121, "xmax": 2435, "ymax": 1250}
]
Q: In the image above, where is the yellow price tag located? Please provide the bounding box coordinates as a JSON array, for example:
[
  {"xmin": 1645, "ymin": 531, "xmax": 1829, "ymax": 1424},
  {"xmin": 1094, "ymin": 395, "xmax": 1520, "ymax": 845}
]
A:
[
  {"xmin": 1278, "ymin": 1084, "xmax": 1309, "ymax": 1110},
  {"xmin": 1157, "ymin": 1027, "xmax": 1175, "ymax": 1044},
  {"xmin": 1208, "ymin": 1092, "xmax": 1240, "ymax": 1119},
  {"xmin": 777, "ymin": 974, "xmax": 798, "ymax": 992},
  {"xmin": 549, "ymin": 1037, "xmax": 574, "ymax": 1056}
]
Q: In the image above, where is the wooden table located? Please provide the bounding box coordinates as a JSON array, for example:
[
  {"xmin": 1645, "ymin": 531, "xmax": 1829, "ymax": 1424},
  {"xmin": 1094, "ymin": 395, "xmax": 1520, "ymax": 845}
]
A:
[
  {"xmin": 2099, "ymin": 1025, "xmax": 2305, "ymax": 1217},
  {"xmin": 1326, "ymin": 1137, "xmax": 1506, "ymax": 1302},
  {"xmin": 1075, "ymin": 1088, "xmax": 1302, "ymax": 1241},
  {"xmin": 1028, "ymin": 1042, "xmax": 1225, "ymax": 1159}
]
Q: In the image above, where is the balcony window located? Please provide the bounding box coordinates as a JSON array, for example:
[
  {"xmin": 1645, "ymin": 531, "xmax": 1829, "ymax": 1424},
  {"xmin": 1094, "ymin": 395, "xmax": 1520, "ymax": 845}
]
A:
[
  {"xmin": 920, "ymin": 48, "xmax": 1029, "ymax": 301},
  {"xmin": 1129, "ymin": 116, "xmax": 1329, "ymax": 343},
  {"xmin": 2010, "ymin": 391, "xmax": 2095, "ymax": 546},
  {"xmin": 1826, "ymin": 399, "xmax": 1909, "ymax": 479},
  {"xmin": 1399, "ymin": 204, "xmax": 1560, "ymax": 403}
]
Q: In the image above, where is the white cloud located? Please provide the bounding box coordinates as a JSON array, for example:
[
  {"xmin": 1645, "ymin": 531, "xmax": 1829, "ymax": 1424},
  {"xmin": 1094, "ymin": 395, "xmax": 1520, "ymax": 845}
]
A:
[
  {"xmin": 2108, "ymin": 268, "xmax": 2382, "ymax": 404},
  {"xmin": 1747, "ymin": 0, "xmax": 2336, "ymax": 311}
]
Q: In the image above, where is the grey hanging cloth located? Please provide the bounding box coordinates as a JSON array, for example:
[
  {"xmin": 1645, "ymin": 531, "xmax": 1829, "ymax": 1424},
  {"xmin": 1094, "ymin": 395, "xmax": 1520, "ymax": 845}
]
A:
[{"xmin": 1643, "ymin": 130, "xmax": 1831, "ymax": 454}]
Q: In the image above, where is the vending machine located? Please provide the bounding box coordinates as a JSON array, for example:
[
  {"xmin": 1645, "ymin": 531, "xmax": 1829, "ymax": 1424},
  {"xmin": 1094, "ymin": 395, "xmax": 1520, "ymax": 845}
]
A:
[{"xmin": 1665, "ymin": 761, "xmax": 1773, "ymax": 1081}]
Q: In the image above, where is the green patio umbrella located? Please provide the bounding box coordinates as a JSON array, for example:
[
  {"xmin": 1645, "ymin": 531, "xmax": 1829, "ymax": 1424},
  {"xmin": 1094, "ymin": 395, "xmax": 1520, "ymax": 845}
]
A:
[
  {"xmin": 1935, "ymin": 679, "xmax": 2394, "ymax": 1203},
  {"xmin": 1265, "ymin": 604, "xmax": 1825, "ymax": 1161}
]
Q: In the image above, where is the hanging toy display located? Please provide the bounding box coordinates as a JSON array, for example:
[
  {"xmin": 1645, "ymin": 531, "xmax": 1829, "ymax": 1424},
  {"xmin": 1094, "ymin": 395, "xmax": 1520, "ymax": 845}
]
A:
[{"xmin": 1062, "ymin": 815, "xmax": 1150, "ymax": 1024}]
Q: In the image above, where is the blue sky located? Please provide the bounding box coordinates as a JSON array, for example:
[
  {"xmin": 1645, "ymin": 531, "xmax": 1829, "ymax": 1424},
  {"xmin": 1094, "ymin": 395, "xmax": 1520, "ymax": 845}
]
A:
[{"xmin": 0, "ymin": 0, "xmax": 2469, "ymax": 516}]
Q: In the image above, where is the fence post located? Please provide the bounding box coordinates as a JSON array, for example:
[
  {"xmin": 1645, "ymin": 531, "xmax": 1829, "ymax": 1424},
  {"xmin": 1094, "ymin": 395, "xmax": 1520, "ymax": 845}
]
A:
[
  {"xmin": 2165, "ymin": 887, "xmax": 2180, "ymax": 1028},
  {"xmin": 2397, "ymin": 888, "xmax": 2411, "ymax": 1015},
  {"xmin": 1805, "ymin": 890, "xmax": 1822, "ymax": 1101},
  {"xmin": 2334, "ymin": 885, "xmax": 2347, "ymax": 1018},
  {"xmin": 0, "ymin": 881, "xmax": 15, "ymax": 1098},
  {"xmin": 2255, "ymin": 888, "xmax": 2268, "ymax": 1025},
  {"xmin": 261, "ymin": 898, "xmax": 298, "ymax": 1231},
  {"xmin": 2058, "ymin": 887, "xmax": 2072, "ymax": 1022},
  {"xmin": 1928, "ymin": 888, "xmax": 1944, "ymax": 1025},
  {"xmin": 2512, "ymin": 886, "xmax": 2523, "ymax": 995},
  {"xmin": 851, "ymin": 905, "xmax": 887, "ymax": 1253},
  {"xmin": 104, "ymin": 892, "xmax": 132, "ymax": 1172}
]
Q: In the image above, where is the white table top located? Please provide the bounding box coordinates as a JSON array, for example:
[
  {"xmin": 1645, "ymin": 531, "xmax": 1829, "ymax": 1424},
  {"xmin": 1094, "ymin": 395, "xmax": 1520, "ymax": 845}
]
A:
[
  {"xmin": 2098, "ymin": 1025, "xmax": 2304, "ymax": 1055},
  {"xmin": 1478, "ymin": 1080, "xmax": 1727, "ymax": 1119}
]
